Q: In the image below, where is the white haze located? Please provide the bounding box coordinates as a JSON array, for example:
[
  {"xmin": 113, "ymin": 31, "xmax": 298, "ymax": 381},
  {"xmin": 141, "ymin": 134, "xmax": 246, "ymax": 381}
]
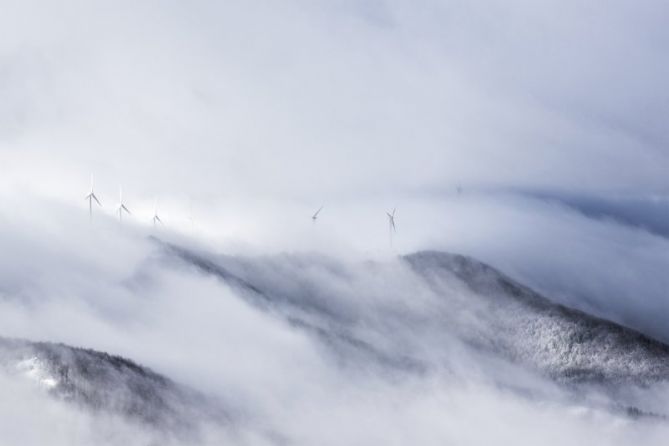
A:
[
  {"xmin": 0, "ymin": 195, "xmax": 668, "ymax": 445},
  {"xmin": 0, "ymin": 0, "xmax": 667, "ymax": 199},
  {"xmin": 0, "ymin": 0, "xmax": 668, "ymax": 445}
]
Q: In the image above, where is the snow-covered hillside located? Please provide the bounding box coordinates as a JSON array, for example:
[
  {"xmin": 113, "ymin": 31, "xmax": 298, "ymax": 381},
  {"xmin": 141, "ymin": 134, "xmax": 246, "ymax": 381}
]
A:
[{"xmin": 2, "ymin": 236, "xmax": 669, "ymax": 445}]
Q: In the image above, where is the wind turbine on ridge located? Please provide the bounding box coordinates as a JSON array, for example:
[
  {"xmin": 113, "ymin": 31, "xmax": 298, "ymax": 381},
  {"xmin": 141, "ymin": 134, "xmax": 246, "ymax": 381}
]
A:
[
  {"xmin": 117, "ymin": 186, "xmax": 131, "ymax": 223},
  {"xmin": 386, "ymin": 208, "xmax": 397, "ymax": 247},
  {"xmin": 84, "ymin": 174, "xmax": 102, "ymax": 222},
  {"xmin": 152, "ymin": 200, "xmax": 163, "ymax": 228}
]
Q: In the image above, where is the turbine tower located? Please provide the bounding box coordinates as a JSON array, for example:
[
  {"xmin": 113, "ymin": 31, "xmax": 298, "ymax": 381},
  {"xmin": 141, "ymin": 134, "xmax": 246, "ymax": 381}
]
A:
[
  {"xmin": 117, "ymin": 186, "xmax": 131, "ymax": 223},
  {"xmin": 312, "ymin": 206, "xmax": 323, "ymax": 223},
  {"xmin": 152, "ymin": 200, "xmax": 163, "ymax": 228},
  {"xmin": 386, "ymin": 208, "xmax": 397, "ymax": 247},
  {"xmin": 84, "ymin": 174, "xmax": 102, "ymax": 222}
]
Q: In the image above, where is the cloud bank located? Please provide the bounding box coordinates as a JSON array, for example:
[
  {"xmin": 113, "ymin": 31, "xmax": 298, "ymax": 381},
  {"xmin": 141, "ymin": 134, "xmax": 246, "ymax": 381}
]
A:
[
  {"xmin": 0, "ymin": 0, "xmax": 667, "ymax": 201},
  {"xmin": 0, "ymin": 1, "xmax": 667, "ymax": 445}
]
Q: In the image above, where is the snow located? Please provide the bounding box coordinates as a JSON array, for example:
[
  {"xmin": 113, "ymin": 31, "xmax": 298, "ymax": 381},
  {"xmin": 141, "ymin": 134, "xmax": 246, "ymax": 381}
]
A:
[{"xmin": 15, "ymin": 357, "xmax": 58, "ymax": 389}]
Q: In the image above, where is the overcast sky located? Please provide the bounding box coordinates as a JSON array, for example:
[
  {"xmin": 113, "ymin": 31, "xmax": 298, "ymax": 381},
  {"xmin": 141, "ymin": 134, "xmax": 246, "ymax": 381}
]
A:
[{"xmin": 0, "ymin": 0, "xmax": 667, "ymax": 204}]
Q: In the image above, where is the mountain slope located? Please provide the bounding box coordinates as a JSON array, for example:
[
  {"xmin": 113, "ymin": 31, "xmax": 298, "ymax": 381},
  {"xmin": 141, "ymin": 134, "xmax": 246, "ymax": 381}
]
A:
[
  {"xmin": 405, "ymin": 251, "xmax": 669, "ymax": 384},
  {"xmin": 0, "ymin": 337, "xmax": 224, "ymax": 437},
  {"xmin": 160, "ymin": 241, "xmax": 669, "ymax": 391},
  {"xmin": 5, "ymin": 240, "xmax": 669, "ymax": 433}
]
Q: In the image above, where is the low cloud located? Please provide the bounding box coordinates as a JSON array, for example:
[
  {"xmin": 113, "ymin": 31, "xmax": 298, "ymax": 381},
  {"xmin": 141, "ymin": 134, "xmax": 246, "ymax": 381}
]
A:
[
  {"xmin": 0, "ymin": 1, "xmax": 667, "ymax": 444},
  {"xmin": 0, "ymin": 196, "xmax": 667, "ymax": 444}
]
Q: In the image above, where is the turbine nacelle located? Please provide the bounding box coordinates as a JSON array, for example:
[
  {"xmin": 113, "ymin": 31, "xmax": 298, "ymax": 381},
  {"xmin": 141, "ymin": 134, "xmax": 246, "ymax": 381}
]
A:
[{"xmin": 85, "ymin": 192, "xmax": 102, "ymax": 206}]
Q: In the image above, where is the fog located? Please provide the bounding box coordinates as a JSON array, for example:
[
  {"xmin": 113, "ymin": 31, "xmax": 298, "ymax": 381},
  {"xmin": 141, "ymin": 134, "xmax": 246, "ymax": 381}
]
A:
[
  {"xmin": 1, "ymin": 0, "xmax": 667, "ymax": 200},
  {"xmin": 0, "ymin": 195, "xmax": 668, "ymax": 444},
  {"xmin": 0, "ymin": 0, "xmax": 668, "ymax": 444}
]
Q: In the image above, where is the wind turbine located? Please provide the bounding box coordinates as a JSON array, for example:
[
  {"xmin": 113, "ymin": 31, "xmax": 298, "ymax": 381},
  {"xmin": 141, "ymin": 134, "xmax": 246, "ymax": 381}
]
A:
[
  {"xmin": 84, "ymin": 174, "xmax": 102, "ymax": 222},
  {"xmin": 117, "ymin": 186, "xmax": 131, "ymax": 223},
  {"xmin": 386, "ymin": 208, "xmax": 397, "ymax": 247},
  {"xmin": 152, "ymin": 200, "xmax": 163, "ymax": 228},
  {"xmin": 312, "ymin": 206, "xmax": 323, "ymax": 223}
]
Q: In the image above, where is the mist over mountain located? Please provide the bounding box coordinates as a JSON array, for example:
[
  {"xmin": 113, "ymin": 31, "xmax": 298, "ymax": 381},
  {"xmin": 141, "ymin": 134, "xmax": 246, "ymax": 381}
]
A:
[
  {"xmin": 1, "ymin": 0, "xmax": 668, "ymax": 444},
  {"xmin": 2, "ymin": 214, "xmax": 669, "ymax": 444},
  {"xmin": 0, "ymin": 337, "xmax": 224, "ymax": 433},
  {"xmin": 164, "ymin": 241, "xmax": 669, "ymax": 397}
]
